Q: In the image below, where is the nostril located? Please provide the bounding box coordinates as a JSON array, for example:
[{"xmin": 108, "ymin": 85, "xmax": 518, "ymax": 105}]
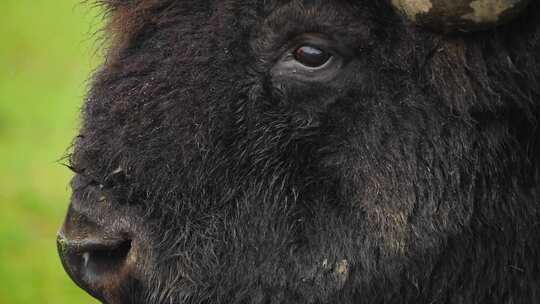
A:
[
  {"xmin": 80, "ymin": 239, "xmax": 132, "ymax": 281},
  {"xmin": 57, "ymin": 234, "xmax": 136, "ymax": 303}
]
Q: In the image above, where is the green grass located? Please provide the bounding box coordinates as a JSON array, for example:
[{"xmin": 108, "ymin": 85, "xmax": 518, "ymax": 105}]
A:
[{"xmin": 0, "ymin": 1, "xmax": 103, "ymax": 302}]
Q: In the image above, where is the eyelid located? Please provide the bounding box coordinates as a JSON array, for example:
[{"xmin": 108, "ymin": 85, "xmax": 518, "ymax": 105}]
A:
[
  {"xmin": 288, "ymin": 34, "xmax": 342, "ymax": 57},
  {"xmin": 273, "ymin": 52, "xmax": 343, "ymax": 83},
  {"xmin": 269, "ymin": 33, "xmax": 339, "ymax": 64},
  {"xmin": 286, "ymin": 53, "xmax": 336, "ymax": 71}
]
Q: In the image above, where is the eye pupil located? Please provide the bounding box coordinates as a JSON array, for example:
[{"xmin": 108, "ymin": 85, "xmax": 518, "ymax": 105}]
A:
[{"xmin": 293, "ymin": 46, "xmax": 331, "ymax": 68}]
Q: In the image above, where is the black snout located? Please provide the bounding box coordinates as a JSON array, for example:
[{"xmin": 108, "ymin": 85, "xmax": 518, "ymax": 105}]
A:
[{"xmin": 57, "ymin": 206, "xmax": 139, "ymax": 304}]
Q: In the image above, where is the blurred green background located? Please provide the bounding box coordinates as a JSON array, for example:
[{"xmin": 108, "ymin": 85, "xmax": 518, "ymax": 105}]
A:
[{"xmin": 1, "ymin": 1, "xmax": 102, "ymax": 303}]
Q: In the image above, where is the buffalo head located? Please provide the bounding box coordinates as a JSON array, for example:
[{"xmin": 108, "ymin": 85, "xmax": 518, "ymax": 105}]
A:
[{"xmin": 58, "ymin": 1, "xmax": 540, "ymax": 303}]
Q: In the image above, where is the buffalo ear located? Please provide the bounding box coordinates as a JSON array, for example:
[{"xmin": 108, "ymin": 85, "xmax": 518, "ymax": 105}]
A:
[{"xmin": 391, "ymin": 0, "xmax": 531, "ymax": 33}]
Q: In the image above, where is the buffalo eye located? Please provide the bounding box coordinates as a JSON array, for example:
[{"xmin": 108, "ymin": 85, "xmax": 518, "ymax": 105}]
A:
[
  {"xmin": 293, "ymin": 46, "xmax": 332, "ymax": 68},
  {"xmin": 271, "ymin": 35, "xmax": 344, "ymax": 82}
]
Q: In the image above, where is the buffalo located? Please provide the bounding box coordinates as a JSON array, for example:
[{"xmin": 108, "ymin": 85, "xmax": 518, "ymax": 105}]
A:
[{"xmin": 57, "ymin": 0, "xmax": 540, "ymax": 303}]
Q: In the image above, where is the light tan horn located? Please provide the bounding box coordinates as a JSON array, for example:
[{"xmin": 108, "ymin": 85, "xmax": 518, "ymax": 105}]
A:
[{"xmin": 391, "ymin": 0, "xmax": 531, "ymax": 32}]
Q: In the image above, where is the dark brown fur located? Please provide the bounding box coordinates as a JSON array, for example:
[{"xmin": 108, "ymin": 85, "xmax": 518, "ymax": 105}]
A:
[{"xmin": 62, "ymin": 1, "xmax": 540, "ymax": 303}]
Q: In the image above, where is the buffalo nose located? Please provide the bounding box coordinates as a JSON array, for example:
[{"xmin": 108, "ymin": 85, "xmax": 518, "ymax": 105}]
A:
[{"xmin": 57, "ymin": 207, "xmax": 137, "ymax": 303}]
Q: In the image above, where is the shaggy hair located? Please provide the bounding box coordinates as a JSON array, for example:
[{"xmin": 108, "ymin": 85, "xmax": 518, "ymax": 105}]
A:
[{"xmin": 67, "ymin": 0, "xmax": 540, "ymax": 303}]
